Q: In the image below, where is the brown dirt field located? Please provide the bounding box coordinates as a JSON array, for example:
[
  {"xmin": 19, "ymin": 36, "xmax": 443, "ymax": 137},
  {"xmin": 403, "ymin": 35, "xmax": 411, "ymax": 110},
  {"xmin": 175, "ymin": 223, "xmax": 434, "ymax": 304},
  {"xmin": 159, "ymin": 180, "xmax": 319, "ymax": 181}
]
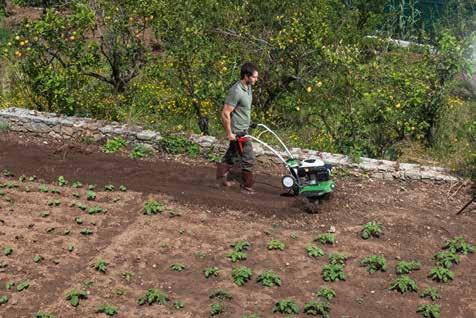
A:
[{"xmin": 0, "ymin": 132, "xmax": 475, "ymax": 318}]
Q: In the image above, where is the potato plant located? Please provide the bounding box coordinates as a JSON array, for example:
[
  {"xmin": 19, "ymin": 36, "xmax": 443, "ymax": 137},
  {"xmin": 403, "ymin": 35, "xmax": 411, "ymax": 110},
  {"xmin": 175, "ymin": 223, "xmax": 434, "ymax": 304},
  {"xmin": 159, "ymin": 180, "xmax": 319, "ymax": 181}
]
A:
[
  {"xmin": 306, "ymin": 245, "xmax": 325, "ymax": 258},
  {"xmin": 396, "ymin": 260, "xmax": 421, "ymax": 275},
  {"xmin": 328, "ymin": 252, "xmax": 347, "ymax": 265},
  {"xmin": 315, "ymin": 233, "xmax": 335, "ymax": 245},
  {"xmin": 210, "ymin": 302, "xmax": 224, "ymax": 316},
  {"xmin": 170, "ymin": 263, "xmax": 187, "ymax": 272},
  {"xmin": 138, "ymin": 288, "xmax": 169, "ymax": 305},
  {"xmin": 390, "ymin": 275, "xmax": 418, "ymax": 293},
  {"xmin": 231, "ymin": 266, "xmax": 252, "ymax": 286},
  {"xmin": 273, "ymin": 299, "xmax": 299, "ymax": 314},
  {"xmin": 303, "ymin": 300, "xmax": 330, "ymax": 317},
  {"xmin": 316, "ymin": 287, "xmax": 336, "ymax": 301},
  {"xmin": 417, "ymin": 304, "xmax": 441, "ymax": 318},
  {"xmin": 361, "ymin": 221, "xmax": 383, "ymax": 239},
  {"xmin": 322, "ymin": 264, "xmax": 346, "ymax": 282},
  {"xmin": 434, "ymin": 251, "xmax": 460, "ymax": 269},
  {"xmin": 143, "ymin": 199, "xmax": 164, "ymax": 215},
  {"xmin": 209, "ymin": 289, "xmax": 233, "ymax": 301},
  {"xmin": 204, "ymin": 266, "xmax": 220, "ymax": 278},
  {"xmin": 420, "ymin": 287, "xmax": 440, "ymax": 301},
  {"xmin": 359, "ymin": 255, "xmax": 387, "ymax": 273},
  {"xmin": 443, "ymin": 236, "xmax": 474, "ymax": 255},
  {"xmin": 257, "ymin": 270, "xmax": 282, "ymax": 287},
  {"xmin": 97, "ymin": 304, "xmax": 118, "ymax": 316},
  {"xmin": 36, "ymin": 312, "xmax": 56, "ymax": 318},
  {"xmin": 428, "ymin": 267, "xmax": 454, "ymax": 283},
  {"xmin": 65, "ymin": 289, "xmax": 88, "ymax": 307},
  {"xmin": 95, "ymin": 260, "xmax": 108, "ymax": 273},
  {"xmin": 267, "ymin": 239, "xmax": 285, "ymax": 250}
]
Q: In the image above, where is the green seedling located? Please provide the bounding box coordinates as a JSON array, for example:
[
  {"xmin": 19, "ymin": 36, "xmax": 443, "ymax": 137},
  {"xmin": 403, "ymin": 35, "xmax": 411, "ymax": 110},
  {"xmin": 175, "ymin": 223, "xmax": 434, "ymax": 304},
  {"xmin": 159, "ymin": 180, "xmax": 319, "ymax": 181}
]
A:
[
  {"xmin": 227, "ymin": 250, "xmax": 247, "ymax": 262},
  {"xmin": 75, "ymin": 203, "xmax": 87, "ymax": 211},
  {"xmin": 267, "ymin": 239, "xmax": 285, "ymax": 250},
  {"xmin": 122, "ymin": 271, "xmax": 134, "ymax": 282},
  {"xmin": 303, "ymin": 300, "xmax": 330, "ymax": 317},
  {"xmin": 242, "ymin": 314, "xmax": 260, "ymax": 318},
  {"xmin": 315, "ymin": 233, "xmax": 335, "ymax": 245},
  {"xmin": 65, "ymin": 289, "xmax": 88, "ymax": 307},
  {"xmin": 28, "ymin": 176, "xmax": 37, "ymax": 181},
  {"xmin": 138, "ymin": 288, "xmax": 168, "ymax": 305},
  {"xmin": 417, "ymin": 304, "xmax": 441, "ymax": 318},
  {"xmin": 72, "ymin": 181, "xmax": 83, "ymax": 188},
  {"xmin": 88, "ymin": 205, "xmax": 105, "ymax": 215},
  {"xmin": 257, "ymin": 270, "xmax": 281, "ymax": 287},
  {"xmin": 390, "ymin": 275, "xmax": 418, "ymax": 293},
  {"xmin": 0, "ymin": 295, "xmax": 8, "ymax": 305},
  {"xmin": 46, "ymin": 227, "xmax": 55, "ymax": 233},
  {"xmin": 396, "ymin": 260, "xmax": 421, "ymax": 275},
  {"xmin": 119, "ymin": 185, "xmax": 127, "ymax": 191},
  {"xmin": 18, "ymin": 175, "xmax": 26, "ymax": 182},
  {"xmin": 58, "ymin": 176, "xmax": 67, "ymax": 186},
  {"xmin": 3, "ymin": 246, "xmax": 13, "ymax": 256},
  {"xmin": 322, "ymin": 264, "xmax": 346, "ymax": 281},
  {"xmin": 204, "ymin": 266, "xmax": 220, "ymax": 278},
  {"xmin": 95, "ymin": 260, "xmax": 108, "ymax": 273},
  {"xmin": 209, "ymin": 289, "xmax": 233, "ymax": 301},
  {"xmin": 88, "ymin": 184, "xmax": 96, "ymax": 190},
  {"xmin": 39, "ymin": 185, "xmax": 49, "ymax": 193},
  {"xmin": 5, "ymin": 281, "xmax": 14, "ymax": 290},
  {"xmin": 231, "ymin": 240, "xmax": 251, "ymax": 252},
  {"xmin": 97, "ymin": 304, "xmax": 117, "ymax": 316},
  {"xmin": 104, "ymin": 184, "xmax": 115, "ymax": 191},
  {"xmin": 428, "ymin": 267, "xmax": 454, "ymax": 283},
  {"xmin": 306, "ymin": 245, "xmax": 325, "ymax": 258},
  {"xmin": 40, "ymin": 211, "xmax": 49, "ymax": 217},
  {"xmin": 6, "ymin": 182, "xmax": 16, "ymax": 189},
  {"xmin": 47, "ymin": 199, "xmax": 61, "ymax": 207},
  {"xmin": 87, "ymin": 191, "xmax": 96, "ymax": 201},
  {"xmin": 359, "ymin": 255, "xmax": 387, "ymax": 273},
  {"xmin": 35, "ymin": 312, "xmax": 56, "ymax": 318},
  {"xmin": 170, "ymin": 263, "xmax": 186, "ymax": 272},
  {"xmin": 316, "ymin": 287, "xmax": 336, "ymax": 301},
  {"xmin": 420, "ymin": 287, "xmax": 440, "ymax": 301},
  {"xmin": 68, "ymin": 244, "xmax": 75, "ymax": 252},
  {"xmin": 2, "ymin": 170, "xmax": 13, "ymax": 177},
  {"xmin": 173, "ymin": 300, "xmax": 185, "ymax": 309},
  {"xmin": 104, "ymin": 137, "xmax": 127, "ymax": 154},
  {"xmin": 231, "ymin": 266, "xmax": 252, "ymax": 286},
  {"xmin": 328, "ymin": 252, "xmax": 347, "ymax": 265},
  {"xmin": 80, "ymin": 228, "xmax": 93, "ymax": 235},
  {"xmin": 33, "ymin": 255, "xmax": 43, "ymax": 263},
  {"xmin": 143, "ymin": 199, "xmax": 164, "ymax": 215},
  {"xmin": 273, "ymin": 299, "xmax": 300, "ymax": 314},
  {"xmin": 434, "ymin": 251, "xmax": 460, "ymax": 269},
  {"xmin": 210, "ymin": 302, "xmax": 224, "ymax": 316},
  {"xmin": 17, "ymin": 281, "xmax": 29, "ymax": 292},
  {"xmin": 75, "ymin": 216, "xmax": 83, "ymax": 224},
  {"xmin": 443, "ymin": 236, "xmax": 474, "ymax": 254}
]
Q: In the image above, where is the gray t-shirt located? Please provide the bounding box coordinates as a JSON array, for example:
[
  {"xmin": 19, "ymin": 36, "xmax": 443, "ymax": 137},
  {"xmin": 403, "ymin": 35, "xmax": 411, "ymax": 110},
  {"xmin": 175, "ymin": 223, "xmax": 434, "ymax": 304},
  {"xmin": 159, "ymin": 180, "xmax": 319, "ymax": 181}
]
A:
[{"xmin": 225, "ymin": 81, "xmax": 252, "ymax": 133}]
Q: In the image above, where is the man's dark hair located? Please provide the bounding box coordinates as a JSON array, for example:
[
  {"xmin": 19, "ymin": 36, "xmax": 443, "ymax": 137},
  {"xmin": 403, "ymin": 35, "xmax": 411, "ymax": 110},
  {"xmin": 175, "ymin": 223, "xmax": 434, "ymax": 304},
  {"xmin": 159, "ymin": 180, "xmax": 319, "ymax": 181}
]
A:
[{"xmin": 240, "ymin": 62, "xmax": 257, "ymax": 79}]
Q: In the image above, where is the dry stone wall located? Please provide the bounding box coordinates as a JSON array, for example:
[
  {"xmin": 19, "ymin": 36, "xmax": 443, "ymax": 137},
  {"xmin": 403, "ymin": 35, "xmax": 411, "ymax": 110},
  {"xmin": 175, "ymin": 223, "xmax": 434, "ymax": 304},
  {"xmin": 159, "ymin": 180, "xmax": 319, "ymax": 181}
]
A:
[{"xmin": 0, "ymin": 107, "xmax": 458, "ymax": 181}]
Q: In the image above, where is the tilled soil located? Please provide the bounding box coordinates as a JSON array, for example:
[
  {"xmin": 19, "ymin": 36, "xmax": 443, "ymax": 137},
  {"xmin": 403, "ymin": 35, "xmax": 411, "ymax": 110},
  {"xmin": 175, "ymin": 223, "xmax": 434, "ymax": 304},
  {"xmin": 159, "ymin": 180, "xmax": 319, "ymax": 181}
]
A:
[{"xmin": 0, "ymin": 132, "xmax": 474, "ymax": 318}]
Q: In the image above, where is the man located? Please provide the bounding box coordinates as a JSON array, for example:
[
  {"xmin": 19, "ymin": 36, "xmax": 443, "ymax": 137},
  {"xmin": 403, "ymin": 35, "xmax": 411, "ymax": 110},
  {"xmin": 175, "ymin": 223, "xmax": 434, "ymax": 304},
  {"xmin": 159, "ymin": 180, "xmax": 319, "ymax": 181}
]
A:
[{"xmin": 216, "ymin": 62, "xmax": 258, "ymax": 194}]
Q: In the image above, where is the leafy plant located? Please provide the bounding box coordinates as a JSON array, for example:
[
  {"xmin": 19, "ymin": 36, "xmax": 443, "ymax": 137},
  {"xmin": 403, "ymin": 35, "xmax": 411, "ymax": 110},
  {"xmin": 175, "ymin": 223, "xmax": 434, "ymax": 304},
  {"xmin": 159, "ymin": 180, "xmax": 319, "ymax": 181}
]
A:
[
  {"xmin": 104, "ymin": 184, "xmax": 115, "ymax": 191},
  {"xmin": 210, "ymin": 302, "xmax": 224, "ymax": 316},
  {"xmin": 316, "ymin": 287, "xmax": 336, "ymax": 301},
  {"xmin": 273, "ymin": 299, "xmax": 299, "ymax": 314},
  {"xmin": 5, "ymin": 281, "xmax": 14, "ymax": 290},
  {"xmin": 315, "ymin": 233, "xmax": 335, "ymax": 245},
  {"xmin": 3, "ymin": 246, "xmax": 13, "ymax": 256},
  {"xmin": 2, "ymin": 170, "xmax": 13, "ymax": 177},
  {"xmin": 170, "ymin": 263, "xmax": 186, "ymax": 272},
  {"xmin": 227, "ymin": 250, "xmax": 247, "ymax": 262},
  {"xmin": 159, "ymin": 135, "xmax": 199, "ymax": 157},
  {"xmin": 242, "ymin": 314, "xmax": 260, "ymax": 318},
  {"xmin": 97, "ymin": 304, "xmax": 118, "ymax": 316},
  {"xmin": 434, "ymin": 251, "xmax": 460, "ymax": 269},
  {"xmin": 68, "ymin": 244, "xmax": 75, "ymax": 252},
  {"xmin": 443, "ymin": 236, "xmax": 474, "ymax": 254},
  {"xmin": 95, "ymin": 260, "xmax": 108, "ymax": 273},
  {"xmin": 58, "ymin": 176, "xmax": 67, "ymax": 186},
  {"xmin": 428, "ymin": 267, "xmax": 454, "ymax": 283},
  {"xmin": 322, "ymin": 264, "xmax": 346, "ymax": 281},
  {"xmin": 359, "ymin": 255, "xmax": 387, "ymax": 273},
  {"xmin": 75, "ymin": 216, "xmax": 84, "ymax": 224},
  {"xmin": 231, "ymin": 240, "xmax": 251, "ymax": 252},
  {"xmin": 40, "ymin": 211, "xmax": 49, "ymax": 218},
  {"xmin": 138, "ymin": 289, "xmax": 169, "ymax": 305},
  {"xmin": 361, "ymin": 221, "xmax": 383, "ymax": 239},
  {"xmin": 87, "ymin": 191, "xmax": 96, "ymax": 201},
  {"xmin": 35, "ymin": 312, "xmax": 56, "ymax": 318},
  {"xmin": 143, "ymin": 199, "xmax": 164, "ymax": 215},
  {"xmin": 51, "ymin": 188, "xmax": 61, "ymax": 194},
  {"xmin": 88, "ymin": 205, "xmax": 105, "ymax": 215},
  {"xmin": 47, "ymin": 199, "xmax": 61, "ymax": 207},
  {"xmin": 122, "ymin": 271, "xmax": 134, "ymax": 282},
  {"xmin": 33, "ymin": 255, "xmax": 43, "ymax": 263},
  {"xmin": 16, "ymin": 281, "xmax": 29, "ymax": 292},
  {"xmin": 0, "ymin": 295, "xmax": 8, "ymax": 305},
  {"xmin": 257, "ymin": 270, "xmax": 282, "ymax": 287},
  {"xmin": 173, "ymin": 300, "xmax": 185, "ymax": 309},
  {"xmin": 65, "ymin": 289, "xmax": 88, "ymax": 307},
  {"xmin": 303, "ymin": 300, "xmax": 330, "ymax": 317},
  {"xmin": 328, "ymin": 252, "xmax": 347, "ymax": 265},
  {"xmin": 417, "ymin": 304, "xmax": 441, "ymax": 318},
  {"xmin": 420, "ymin": 287, "xmax": 440, "ymax": 301},
  {"xmin": 231, "ymin": 266, "xmax": 252, "ymax": 286},
  {"xmin": 209, "ymin": 289, "xmax": 233, "ymax": 301},
  {"xmin": 267, "ymin": 239, "xmax": 285, "ymax": 250},
  {"xmin": 119, "ymin": 185, "xmax": 127, "ymax": 192},
  {"xmin": 39, "ymin": 185, "xmax": 49, "ymax": 193},
  {"xmin": 204, "ymin": 266, "xmax": 220, "ymax": 278},
  {"xmin": 306, "ymin": 245, "xmax": 325, "ymax": 258},
  {"xmin": 81, "ymin": 228, "xmax": 93, "ymax": 235},
  {"xmin": 131, "ymin": 144, "xmax": 154, "ymax": 158},
  {"xmin": 396, "ymin": 260, "xmax": 421, "ymax": 275},
  {"xmin": 390, "ymin": 275, "xmax": 418, "ymax": 293},
  {"xmin": 104, "ymin": 137, "xmax": 127, "ymax": 154},
  {"xmin": 72, "ymin": 181, "xmax": 83, "ymax": 188}
]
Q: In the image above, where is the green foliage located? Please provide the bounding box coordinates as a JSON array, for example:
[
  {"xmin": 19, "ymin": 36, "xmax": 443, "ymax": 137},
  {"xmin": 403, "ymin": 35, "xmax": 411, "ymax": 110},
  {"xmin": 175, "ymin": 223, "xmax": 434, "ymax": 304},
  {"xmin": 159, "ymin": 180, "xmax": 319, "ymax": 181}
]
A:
[
  {"xmin": 143, "ymin": 199, "xmax": 164, "ymax": 215},
  {"xmin": 210, "ymin": 302, "xmax": 224, "ymax": 316},
  {"xmin": 95, "ymin": 260, "xmax": 108, "ymax": 273},
  {"xmin": 306, "ymin": 245, "xmax": 325, "ymax": 258},
  {"xmin": 104, "ymin": 184, "xmax": 115, "ymax": 191},
  {"xmin": 72, "ymin": 181, "xmax": 83, "ymax": 188},
  {"xmin": 36, "ymin": 312, "xmax": 56, "ymax": 318},
  {"xmin": 359, "ymin": 255, "xmax": 387, "ymax": 273},
  {"xmin": 316, "ymin": 287, "xmax": 336, "ymax": 301},
  {"xmin": 138, "ymin": 289, "xmax": 169, "ymax": 306},
  {"xmin": 131, "ymin": 144, "xmax": 154, "ymax": 158},
  {"xmin": 242, "ymin": 314, "xmax": 260, "ymax": 318},
  {"xmin": 361, "ymin": 221, "xmax": 383, "ymax": 239},
  {"xmin": 88, "ymin": 205, "xmax": 105, "ymax": 215},
  {"xmin": 3, "ymin": 246, "xmax": 13, "ymax": 256},
  {"xmin": 315, "ymin": 233, "xmax": 335, "ymax": 245},
  {"xmin": 231, "ymin": 240, "xmax": 251, "ymax": 252},
  {"xmin": 420, "ymin": 287, "xmax": 440, "ymax": 301},
  {"xmin": 0, "ymin": 295, "xmax": 8, "ymax": 305},
  {"xmin": 158, "ymin": 135, "xmax": 200, "ymax": 157},
  {"xmin": 256, "ymin": 270, "xmax": 281, "ymax": 287},
  {"xmin": 231, "ymin": 266, "xmax": 252, "ymax": 286},
  {"xmin": 303, "ymin": 300, "xmax": 330, "ymax": 317},
  {"xmin": 434, "ymin": 251, "xmax": 460, "ymax": 268},
  {"xmin": 428, "ymin": 267, "xmax": 454, "ymax": 283},
  {"xmin": 104, "ymin": 137, "xmax": 127, "ymax": 154},
  {"xmin": 227, "ymin": 250, "xmax": 247, "ymax": 262},
  {"xmin": 87, "ymin": 190, "xmax": 96, "ymax": 201},
  {"xmin": 204, "ymin": 266, "xmax": 220, "ymax": 278},
  {"xmin": 267, "ymin": 239, "xmax": 285, "ymax": 250},
  {"xmin": 328, "ymin": 252, "xmax": 347, "ymax": 265},
  {"xmin": 173, "ymin": 300, "xmax": 185, "ymax": 309},
  {"xmin": 390, "ymin": 275, "xmax": 418, "ymax": 293},
  {"xmin": 16, "ymin": 281, "xmax": 29, "ymax": 291},
  {"xmin": 65, "ymin": 289, "xmax": 88, "ymax": 307},
  {"xmin": 443, "ymin": 236, "xmax": 474, "ymax": 255},
  {"xmin": 417, "ymin": 304, "xmax": 441, "ymax": 318},
  {"xmin": 273, "ymin": 299, "xmax": 300, "ymax": 314},
  {"xmin": 322, "ymin": 264, "xmax": 346, "ymax": 282},
  {"xmin": 396, "ymin": 260, "xmax": 421, "ymax": 275},
  {"xmin": 58, "ymin": 176, "xmax": 67, "ymax": 186},
  {"xmin": 97, "ymin": 304, "xmax": 117, "ymax": 316},
  {"xmin": 170, "ymin": 263, "xmax": 186, "ymax": 272},
  {"xmin": 209, "ymin": 289, "xmax": 233, "ymax": 301}
]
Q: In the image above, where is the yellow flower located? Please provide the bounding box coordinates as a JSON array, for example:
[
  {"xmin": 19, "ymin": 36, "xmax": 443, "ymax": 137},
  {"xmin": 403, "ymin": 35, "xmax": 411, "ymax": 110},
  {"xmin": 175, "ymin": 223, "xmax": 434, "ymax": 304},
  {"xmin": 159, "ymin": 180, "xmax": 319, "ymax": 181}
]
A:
[
  {"xmin": 316, "ymin": 81, "xmax": 322, "ymax": 87},
  {"xmin": 15, "ymin": 35, "xmax": 20, "ymax": 41},
  {"xmin": 306, "ymin": 86, "xmax": 312, "ymax": 93},
  {"xmin": 395, "ymin": 103, "xmax": 401, "ymax": 109}
]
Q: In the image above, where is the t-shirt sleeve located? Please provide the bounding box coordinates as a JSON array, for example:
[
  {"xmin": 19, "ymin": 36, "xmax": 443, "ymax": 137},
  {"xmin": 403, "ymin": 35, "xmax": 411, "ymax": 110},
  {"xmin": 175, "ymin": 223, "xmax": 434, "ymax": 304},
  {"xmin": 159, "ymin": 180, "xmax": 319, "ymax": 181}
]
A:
[{"xmin": 225, "ymin": 87, "xmax": 239, "ymax": 108}]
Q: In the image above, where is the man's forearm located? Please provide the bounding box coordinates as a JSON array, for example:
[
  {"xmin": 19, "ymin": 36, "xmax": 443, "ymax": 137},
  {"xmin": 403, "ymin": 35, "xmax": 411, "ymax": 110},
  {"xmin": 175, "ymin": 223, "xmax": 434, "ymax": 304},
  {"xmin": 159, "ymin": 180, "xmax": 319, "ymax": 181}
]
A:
[{"xmin": 221, "ymin": 111, "xmax": 232, "ymax": 136}]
